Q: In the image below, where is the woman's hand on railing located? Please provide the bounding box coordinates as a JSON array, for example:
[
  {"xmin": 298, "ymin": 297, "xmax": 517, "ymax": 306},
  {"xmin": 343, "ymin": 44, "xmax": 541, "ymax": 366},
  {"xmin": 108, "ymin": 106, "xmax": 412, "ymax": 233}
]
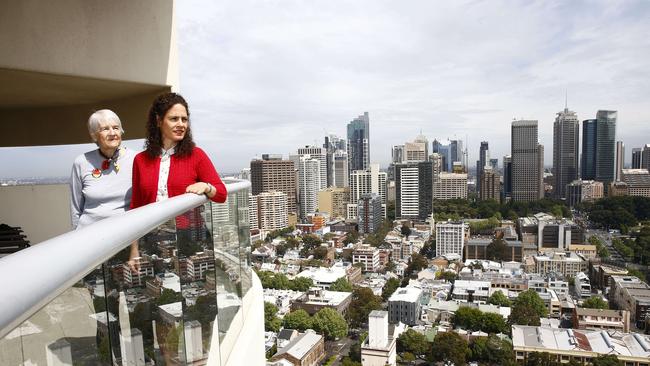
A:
[{"xmin": 127, "ymin": 242, "xmax": 141, "ymax": 273}]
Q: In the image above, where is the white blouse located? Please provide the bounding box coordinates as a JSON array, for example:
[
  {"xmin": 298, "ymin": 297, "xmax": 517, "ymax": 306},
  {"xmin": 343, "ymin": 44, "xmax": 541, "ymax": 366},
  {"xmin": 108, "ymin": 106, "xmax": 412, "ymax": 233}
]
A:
[{"xmin": 156, "ymin": 146, "xmax": 176, "ymax": 202}]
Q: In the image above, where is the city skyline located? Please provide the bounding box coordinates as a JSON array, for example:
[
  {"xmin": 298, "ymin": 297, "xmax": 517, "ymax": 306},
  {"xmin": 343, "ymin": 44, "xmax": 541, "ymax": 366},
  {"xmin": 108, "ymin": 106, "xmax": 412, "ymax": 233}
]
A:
[{"xmin": 2, "ymin": 1, "xmax": 650, "ymax": 178}]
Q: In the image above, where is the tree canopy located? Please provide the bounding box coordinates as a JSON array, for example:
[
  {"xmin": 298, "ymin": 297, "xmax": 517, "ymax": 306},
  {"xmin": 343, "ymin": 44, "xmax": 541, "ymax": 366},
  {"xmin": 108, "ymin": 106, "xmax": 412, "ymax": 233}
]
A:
[
  {"xmin": 581, "ymin": 296, "xmax": 609, "ymax": 310},
  {"xmin": 381, "ymin": 278, "xmax": 401, "ymax": 301},
  {"xmin": 329, "ymin": 277, "xmax": 353, "ymax": 292},
  {"xmin": 430, "ymin": 331, "xmax": 469, "ymax": 366},
  {"xmin": 486, "ymin": 238, "xmax": 510, "ymax": 261},
  {"xmin": 509, "ymin": 289, "xmax": 547, "ymax": 326},
  {"xmin": 347, "ymin": 287, "xmax": 383, "ymax": 328},
  {"xmin": 264, "ymin": 302, "xmax": 281, "ymax": 332},
  {"xmin": 313, "ymin": 308, "xmax": 348, "ymax": 340},
  {"xmin": 488, "ymin": 291, "xmax": 512, "ymax": 307},
  {"xmin": 397, "ymin": 329, "xmax": 430, "ymax": 356},
  {"xmin": 283, "ymin": 309, "xmax": 313, "ymax": 331}
]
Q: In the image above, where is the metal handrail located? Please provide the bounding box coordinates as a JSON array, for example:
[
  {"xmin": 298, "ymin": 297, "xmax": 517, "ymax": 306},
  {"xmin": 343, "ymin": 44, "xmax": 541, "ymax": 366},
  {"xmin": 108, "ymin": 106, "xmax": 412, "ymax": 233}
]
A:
[{"xmin": 0, "ymin": 180, "xmax": 249, "ymax": 339}]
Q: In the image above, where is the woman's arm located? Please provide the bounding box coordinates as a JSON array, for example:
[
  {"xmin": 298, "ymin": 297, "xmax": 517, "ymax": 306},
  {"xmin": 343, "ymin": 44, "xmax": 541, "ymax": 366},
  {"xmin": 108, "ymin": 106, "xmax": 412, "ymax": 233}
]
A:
[
  {"xmin": 69, "ymin": 160, "xmax": 84, "ymax": 230},
  {"xmin": 188, "ymin": 148, "xmax": 227, "ymax": 203}
]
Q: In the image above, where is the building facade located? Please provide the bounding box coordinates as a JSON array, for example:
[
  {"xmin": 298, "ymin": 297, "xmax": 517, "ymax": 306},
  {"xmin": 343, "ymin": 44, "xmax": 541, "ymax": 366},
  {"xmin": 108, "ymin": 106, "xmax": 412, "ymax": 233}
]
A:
[
  {"xmin": 621, "ymin": 169, "xmax": 650, "ymax": 197},
  {"xmin": 358, "ymin": 193, "xmax": 383, "ymax": 234},
  {"xmin": 347, "ymin": 112, "xmax": 370, "ymax": 177},
  {"xmin": 317, "ymin": 187, "xmax": 349, "ymax": 219},
  {"xmin": 479, "ymin": 167, "xmax": 500, "ymax": 202},
  {"xmin": 511, "ymin": 120, "xmax": 543, "ymax": 201},
  {"xmin": 435, "ymin": 221, "xmax": 469, "ymax": 258},
  {"xmin": 250, "ymin": 156, "xmax": 297, "ymax": 214},
  {"xmin": 553, "ymin": 107, "xmax": 579, "ymax": 199}
]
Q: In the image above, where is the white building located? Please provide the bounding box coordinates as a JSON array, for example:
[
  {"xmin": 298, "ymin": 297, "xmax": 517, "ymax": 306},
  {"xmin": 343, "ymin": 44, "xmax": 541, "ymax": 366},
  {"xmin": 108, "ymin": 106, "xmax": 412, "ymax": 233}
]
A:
[
  {"xmin": 435, "ymin": 221, "xmax": 469, "ymax": 257},
  {"xmin": 433, "ymin": 172, "xmax": 468, "ymax": 200},
  {"xmin": 250, "ymin": 191, "xmax": 288, "ymax": 232},
  {"xmin": 348, "ymin": 163, "xmax": 387, "ymax": 219},
  {"xmin": 296, "ymin": 265, "xmax": 348, "ymax": 289},
  {"xmin": 361, "ymin": 311, "xmax": 398, "ymax": 366},
  {"xmin": 353, "ymin": 245, "xmax": 381, "ymax": 272},
  {"xmin": 297, "ymin": 145, "xmax": 327, "ymax": 190},
  {"xmin": 294, "ymin": 155, "xmax": 321, "ymax": 219},
  {"xmin": 397, "ymin": 165, "xmax": 419, "ymax": 218}
]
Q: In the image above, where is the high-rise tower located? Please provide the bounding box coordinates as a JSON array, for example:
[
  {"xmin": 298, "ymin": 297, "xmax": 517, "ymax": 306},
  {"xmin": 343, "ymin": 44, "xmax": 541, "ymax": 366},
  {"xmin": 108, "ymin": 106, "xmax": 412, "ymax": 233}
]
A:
[
  {"xmin": 511, "ymin": 120, "xmax": 543, "ymax": 201},
  {"xmin": 581, "ymin": 119, "xmax": 597, "ymax": 180},
  {"xmin": 552, "ymin": 106, "xmax": 579, "ymax": 199},
  {"xmin": 615, "ymin": 141, "xmax": 625, "ymax": 182},
  {"xmin": 477, "ymin": 141, "xmax": 489, "ymax": 193},
  {"xmin": 347, "ymin": 112, "xmax": 370, "ymax": 177},
  {"xmin": 595, "ymin": 110, "xmax": 617, "ymax": 185}
]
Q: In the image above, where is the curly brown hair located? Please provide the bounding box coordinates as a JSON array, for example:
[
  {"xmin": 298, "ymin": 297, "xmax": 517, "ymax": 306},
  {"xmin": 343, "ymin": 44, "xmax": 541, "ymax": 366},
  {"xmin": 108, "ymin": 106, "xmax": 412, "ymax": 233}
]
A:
[{"xmin": 144, "ymin": 92, "xmax": 195, "ymax": 158}]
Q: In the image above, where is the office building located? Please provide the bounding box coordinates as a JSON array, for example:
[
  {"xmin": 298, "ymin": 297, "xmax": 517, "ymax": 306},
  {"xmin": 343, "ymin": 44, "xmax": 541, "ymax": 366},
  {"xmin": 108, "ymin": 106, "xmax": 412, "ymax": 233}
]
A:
[
  {"xmin": 388, "ymin": 287, "xmax": 423, "ymax": 325},
  {"xmin": 352, "ymin": 245, "xmax": 381, "ymax": 273},
  {"xmin": 432, "ymin": 139, "xmax": 465, "ymax": 172},
  {"xmin": 435, "ymin": 221, "xmax": 469, "ymax": 258},
  {"xmin": 583, "ymin": 111, "xmax": 617, "ymax": 184},
  {"xmin": 361, "ymin": 311, "xmax": 397, "ymax": 366},
  {"xmin": 479, "ymin": 167, "xmax": 500, "ymax": 202},
  {"xmin": 621, "ymin": 169, "xmax": 650, "ymax": 197},
  {"xmin": 404, "ymin": 134, "xmax": 428, "ymax": 162},
  {"xmin": 503, "ymin": 155, "xmax": 512, "ymax": 201},
  {"xmin": 251, "ymin": 156, "xmax": 297, "ymax": 214},
  {"xmin": 347, "ymin": 112, "xmax": 370, "ymax": 176},
  {"xmin": 317, "ymin": 187, "xmax": 349, "ymax": 219},
  {"xmin": 512, "ymin": 326, "xmax": 650, "ymax": 365},
  {"xmin": 528, "ymin": 252, "xmax": 587, "ymax": 277},
  {"xmin": 511, "ymin": 120, "xmax": 543, "ymax": 201},
  {"xmin": 297, "ymin": 146, "xmax": 327, "ymax": 190},
  {"xmin": 333, "ymin": 151, "xmax": 349, "ymax": 188},
  {"xmin": 616, "ymin": 141, "xmax": 625, "ymax": 182},
  {"xmin": 642, "ymin": 144, "xmax": 650, "ymax": 171},
  {"xmin": 518, "ymin": 213, "xmax": 584, "ymax": 252},
  {"xmin": 465, "ymin": 238, "xmax": 531, "ymax": 262},
  {"xmin": 553, "ymin": 106, "xmax": 579, "ymax": 199},
  {"xmin": 608, "ymin": 275, "xmax": 650, "ymax": 328},
  {"xmin": 433, "ymin": 172, "xmax": 468, "ymax": 200},
  {"xmin": 595, "ymin": 110, "xmax": 618, "ymax": 184},
  {"xmin": 324, "ymin": 134, "xmax": 346, "ymax": 187},
  {"xmin": 477, "ymin": 141, "xmax": 489, "ymax": 193},
  {"xmin": 451, "ymin": 280, "xmax": 491, "ymax": 303},
  {"xmin": 391, "ymin": 145, "xmax": 404, "ymax": 164},
  {"xmin": 395, "ymin": 161, "xmax": 433, "ymax": 220},
  {"xmin": 566, "ymin": 180, "xmax": 604, "ymax": 206},
  {"xmin": 358, "ymin": 193, "xmax": 383, "ymax": 234},
  {"xmin": 295, "ymin": 156, "xmax": 321, "ymax": 219},
  {"xmin": 581, "ymin": 119, "xmax": 597, "ymax": 180},
  {"xmin": 632, "ymin": 148, "xmax": 642, "ymax": 169},
  {"xmin": 348, "ymin": 164, "xmax": 387, "ymax": 219},
  {"xmin": 250, "ymin": 191, "xmax": 288, "ymax": 232}
]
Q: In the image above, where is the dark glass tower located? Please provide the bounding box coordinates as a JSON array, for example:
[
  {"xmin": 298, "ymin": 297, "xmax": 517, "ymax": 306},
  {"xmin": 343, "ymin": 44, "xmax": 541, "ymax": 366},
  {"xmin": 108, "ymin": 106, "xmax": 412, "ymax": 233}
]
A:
[
  {"xmin": 347, "ymin": 112, "xmax": 370, "ymax": 175},
  {"xmin": 595, "ymin": 110, "xmax": 617, "ymax": 184},
  {"xmin": 477, "ymin": 141, "xmax": 489, "ymax": 192},
  {"xmin": 581, "ymin": 119, "xmax": 597, "ymax": 180}
]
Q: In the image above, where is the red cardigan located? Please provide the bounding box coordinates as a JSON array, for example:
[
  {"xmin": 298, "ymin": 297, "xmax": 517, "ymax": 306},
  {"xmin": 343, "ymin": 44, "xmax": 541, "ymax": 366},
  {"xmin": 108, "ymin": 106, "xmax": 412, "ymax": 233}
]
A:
[{"xmin": 130, "ymin": 147, "xmax": 227, "ymax": 209}]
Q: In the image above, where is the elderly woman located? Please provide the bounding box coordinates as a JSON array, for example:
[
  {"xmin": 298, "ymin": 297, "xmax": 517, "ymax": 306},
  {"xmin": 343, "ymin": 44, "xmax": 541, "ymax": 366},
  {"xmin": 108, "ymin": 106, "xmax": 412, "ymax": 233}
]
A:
[
  {"xmin": 70, "ymin": 109, "xmax": 136, "ymax": 229},
  {"xmin": 128, "ymin": 93, "xmax": 227, "ymax": 265}
]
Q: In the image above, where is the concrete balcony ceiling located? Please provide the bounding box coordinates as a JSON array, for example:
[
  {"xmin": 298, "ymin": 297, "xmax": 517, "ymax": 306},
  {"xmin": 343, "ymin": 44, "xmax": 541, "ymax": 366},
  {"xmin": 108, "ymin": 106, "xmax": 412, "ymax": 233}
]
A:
[{"xmin": 0, "ymin": 0, "xmax": 178, "ymax": 147}]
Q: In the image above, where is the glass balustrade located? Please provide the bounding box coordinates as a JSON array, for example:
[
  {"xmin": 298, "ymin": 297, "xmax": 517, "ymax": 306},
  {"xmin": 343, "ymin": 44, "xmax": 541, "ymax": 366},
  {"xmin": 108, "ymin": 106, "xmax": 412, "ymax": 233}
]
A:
[{"xmin": 0, "ymin": 180, "xmax": 252, "ymax": 365}]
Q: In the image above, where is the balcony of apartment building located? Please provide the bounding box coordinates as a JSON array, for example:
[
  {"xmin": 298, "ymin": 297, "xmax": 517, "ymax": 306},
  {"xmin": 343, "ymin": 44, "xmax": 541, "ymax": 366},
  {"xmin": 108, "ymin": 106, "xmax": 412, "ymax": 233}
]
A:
[{"xmin": 0, "ymin": 2, "xmax": 265, "ymax": 365}]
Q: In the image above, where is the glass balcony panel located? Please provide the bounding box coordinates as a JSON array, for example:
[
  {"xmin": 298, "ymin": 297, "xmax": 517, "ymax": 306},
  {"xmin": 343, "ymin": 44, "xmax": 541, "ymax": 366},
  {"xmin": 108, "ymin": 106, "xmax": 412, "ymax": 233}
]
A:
[
  {"xmin": 0, "ymin": 180, "xmax": 253, "ymax": 366},
  {"xmin": 0, "ymin": 267, "xmax": 110, "ymax": 365}
]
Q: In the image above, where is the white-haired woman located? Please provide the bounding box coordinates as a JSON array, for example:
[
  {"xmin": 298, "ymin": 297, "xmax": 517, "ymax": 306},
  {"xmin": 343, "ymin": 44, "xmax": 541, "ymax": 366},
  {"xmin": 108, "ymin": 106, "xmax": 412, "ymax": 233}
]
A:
[{"xmin": 70, "ymin": 109, "xmax": 136, "ymax": 229}]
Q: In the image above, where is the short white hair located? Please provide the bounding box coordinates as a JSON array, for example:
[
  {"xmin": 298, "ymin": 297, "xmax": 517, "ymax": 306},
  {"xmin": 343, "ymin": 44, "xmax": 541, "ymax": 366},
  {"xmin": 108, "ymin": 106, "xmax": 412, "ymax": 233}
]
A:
[{"xmin": 88, "ymin": 109, "xmax": 124, "ymax": 142}]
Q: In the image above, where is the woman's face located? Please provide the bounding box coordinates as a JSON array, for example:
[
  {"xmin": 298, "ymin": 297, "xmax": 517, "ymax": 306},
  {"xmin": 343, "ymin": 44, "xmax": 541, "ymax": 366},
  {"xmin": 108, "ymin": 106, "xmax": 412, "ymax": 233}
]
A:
[
  {"xmin": 95, "ymin": 120, "xmax": 122, "ymax": 151},
  {"xmin": 159, "ymin": 103, "xmax": 189, "ymax": 145}
]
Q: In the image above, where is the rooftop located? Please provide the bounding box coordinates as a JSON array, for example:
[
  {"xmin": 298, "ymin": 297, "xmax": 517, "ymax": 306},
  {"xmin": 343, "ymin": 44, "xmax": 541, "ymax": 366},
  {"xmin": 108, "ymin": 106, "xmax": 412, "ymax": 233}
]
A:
[
  {"xmin": 275, "ymin": 330, "xmax": 322, "ymax": 360},
  {"xmin": 388, "ymin": 287, "xmax": 423, "ymax": 303}
]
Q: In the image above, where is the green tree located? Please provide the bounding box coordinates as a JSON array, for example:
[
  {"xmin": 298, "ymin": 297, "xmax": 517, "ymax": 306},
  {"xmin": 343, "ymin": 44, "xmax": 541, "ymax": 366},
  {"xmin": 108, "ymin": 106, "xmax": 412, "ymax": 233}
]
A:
[
  {"xmin": 481, "ymin": 312, "xmax": 508, "ymax": 334},
  {"xmin": 453, "ymin": 306, "xmax": 483, "ymax": 330},
  {"xmin": 405, "ymin": 253, "xmax": 428, "ymax": 277},
  {"xmin": 347, "ymin": 287, "xmax": 383, "ymax": 328},
  {"xmin": 430, "ymin": 331, "xmax": 469, "ymax": 366},
  {"xmin": 470, "ymin": 335, "xmax": 515, "ymax": 365},
  {"xmin": 313, "ymin": 308, "xmax": 348, "ymax": 340},
  {"xmin": 397, "ymin": 329, "xmax": 430, "ymax": 356},
  {"xmin": 525, "ymin": 351, "xmax": 561, "ymax": 366},
  {"xmin": 488, "ymin": 291, "xmax": 512, "ymax": 307},
  {"xmin": 343, "ymin": 230, "xmax": 359, "ymax": 245},
  {"xmin": 591, "ymin": 355, "xmax": 624, "ymax": 366},
  {"xmin": 329, "ymin": 277, "xmax": 353, "ymax": 292},
  {"xmin": 509, "ymin": 289, "xmax": 547, "ymax": 325},
  {"xmin": 435, "ymin": 270, "xmax": 458, "ymax": 283},
  {"xmin": 283, "ymin": 309, "xmax": 313, "ymax": 331},
  {"xmin": 156, "ymin": 288, "xmax": 182, "ymax": 306},
  {"xmin": 381, "ymin": 278, "xmax": 401, "ymax": 301},
  {"xmin": 581, "ymin": 296, "xmax": 609, "ymax": 310},
  {"xmin": 401, "ymin": 224, "xmax": 412, "ymax": 237},
  {"xmin": 264, "ymin": 302, "xmax": 282, "ymax": 332},
  {"xmin": 486, "ymin": 238, "xmax": 510, "ymax": 261},
  {"xmin": 302, "ymin": 234, "xmax": 322, "ymax": 248}
]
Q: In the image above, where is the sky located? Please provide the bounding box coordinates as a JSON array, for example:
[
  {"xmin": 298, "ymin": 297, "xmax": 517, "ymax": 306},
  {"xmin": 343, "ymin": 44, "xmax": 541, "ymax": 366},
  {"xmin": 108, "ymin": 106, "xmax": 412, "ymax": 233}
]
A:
[{"xmin": 2, "ymin": 0, "xmax": 650, "ymax": 178}]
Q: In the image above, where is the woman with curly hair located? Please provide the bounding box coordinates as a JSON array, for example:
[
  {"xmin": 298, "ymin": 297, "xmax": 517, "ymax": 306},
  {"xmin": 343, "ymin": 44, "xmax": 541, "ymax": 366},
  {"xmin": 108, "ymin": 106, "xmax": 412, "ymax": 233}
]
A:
[{"xmin": 128, "ymin": 92, "xmax": 227, "ymax": 267}]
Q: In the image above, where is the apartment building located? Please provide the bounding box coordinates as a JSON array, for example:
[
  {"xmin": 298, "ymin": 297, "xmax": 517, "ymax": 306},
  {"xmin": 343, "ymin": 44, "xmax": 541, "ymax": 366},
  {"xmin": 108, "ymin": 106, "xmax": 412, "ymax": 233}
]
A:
[
  {"xmin": 609, "ymin": 275, "xmax": 650, "ymax": 328},
  {"xmin": 573, "ymin": 308, "xmax": 630, "ymax": 333},
  {"xmin": 352, "ymin": 244, "xmax": 381, "ymax": 272}
]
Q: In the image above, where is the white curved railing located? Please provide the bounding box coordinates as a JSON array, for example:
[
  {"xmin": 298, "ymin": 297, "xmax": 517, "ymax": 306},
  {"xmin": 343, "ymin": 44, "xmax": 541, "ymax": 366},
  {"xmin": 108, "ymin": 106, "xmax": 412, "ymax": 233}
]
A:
[
  {"xmin": 0, "ymin": 192, "xmax": 208, "ymax": 339},
  {"xmin": 0, "ymin": 179, "xmax": 265, "ymax": 366}
]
